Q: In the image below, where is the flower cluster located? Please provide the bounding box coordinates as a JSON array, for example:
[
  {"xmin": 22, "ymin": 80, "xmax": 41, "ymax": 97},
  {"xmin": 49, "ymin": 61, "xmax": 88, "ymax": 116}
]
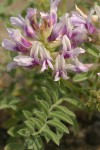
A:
[{"xmin": 2, "ymin": 0, "xmax": 100, "ymax": 81}]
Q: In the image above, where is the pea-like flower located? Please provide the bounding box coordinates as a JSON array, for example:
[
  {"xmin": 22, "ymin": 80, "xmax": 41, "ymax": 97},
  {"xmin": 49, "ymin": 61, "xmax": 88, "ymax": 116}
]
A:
[
  {"xmin": 62, "ymin": 35, "xmax": 85, "ymax": 58},
  {"xmin": 54, "ymin": 54, "xmax": 69, "ymax": 81},
  {"xmin": 70, "ymin": 5, "xmax": 97, "ymax": 34},
  {"xmin": 2, "ymin": 0, "xmax": 99, "ymax": 81}
]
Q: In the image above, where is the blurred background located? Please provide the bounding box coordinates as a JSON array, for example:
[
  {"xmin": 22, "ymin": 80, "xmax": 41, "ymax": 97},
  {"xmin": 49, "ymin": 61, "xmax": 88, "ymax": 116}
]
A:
[{"xmin": 0, "ymin": 0, "xmax": 100, "ymax": 150}]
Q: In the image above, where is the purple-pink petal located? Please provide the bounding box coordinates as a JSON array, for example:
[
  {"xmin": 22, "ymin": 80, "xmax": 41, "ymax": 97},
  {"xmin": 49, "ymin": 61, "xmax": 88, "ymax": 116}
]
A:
[
  {"xmin": 10, "ymin": 15, "xmax": 24, "ymax": 27},
  {"xmin": 2, "ymin": 39, "xmax": 18, "ymax": 51}
]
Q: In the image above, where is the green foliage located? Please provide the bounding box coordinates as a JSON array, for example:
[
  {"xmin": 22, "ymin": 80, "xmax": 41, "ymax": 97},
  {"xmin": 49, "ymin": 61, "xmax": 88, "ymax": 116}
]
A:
[
  {"xmin": 5, "ymin": 142, "xmax": 25, "ymax": 150},
  {"xmin": 86, "ymin": 90, "xmax": 100, "ymax": 112},
  {"xmin": 73, "ymin": 72, "xmax": 94, "ymax": 82},
  {"xmin": 17, "ymin": 83, "xmax": 79, "ymax": 150},
  {"xmin": 75, "ymin": 0, "xmax": 100, "ymax": 9},
  {"xmin": 85, "ymin": 43, "xmax": 100, "ymax": 58},
  {"xmin": 0, "ymin": 97, "xmax": 19, "ymax": 110}
]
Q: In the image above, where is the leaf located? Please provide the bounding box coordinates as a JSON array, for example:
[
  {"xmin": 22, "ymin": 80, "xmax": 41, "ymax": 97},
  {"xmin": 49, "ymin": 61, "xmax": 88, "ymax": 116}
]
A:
[
  {"xmin": 71, "ymin": 118, "xmax": 79, "ymax": 135},
  {"xmin": 55, "ymin": 106, "xmax": 76, "ymax": 118},
  {"xmin": 24, "ymin": 120, "xmax": 34, "ymax": 132},
  {"xmin": 7, "ymin": 127, "xmax": 15, "ymax": 137},
  {"xmin": 34, "ymin": 137, "xmax": 43, "ymax": 150},
  {"xmin": 23, "ymin": 110, "xmax": 32, "ymax": 119},
  {"xmin": 33, "ymin": 110, "xmax": 46, "ymax": 123},
  {"xmin": 36, "ymin": 99, "xmax": 49, "ymax": 115},
  {"xmin": 85, "ymin": 43, "xmax": 100, "ymax": 57},
  {"xmin": 47, "ymin": 79, "xmax": 58, "ymax": 102},
  {"xmin": 47, "ymin": 119, "xmax": 69, "ymax": 133},
  {"xmin": 5, "ymin": 22, "xmax": 14, "ymax": 28},
  {"xmin": 4, "ymin": 143, "xmax": 24, "ymax": 150},
  {"xmin": 32, "ymin": 143, "xmax": 38, "ymax": 150},
  {"xmin": 60, "ymin": 98, "xmax": 80, "ymax": 107},
  {"xmin": 7, "ymin": 126, "xmax": 20, "ymax": 137},
  {"xmin": 87, "ymin": 48, "xmax": 100, "ymax": 57},
  {"xmin": 26, "ymin": 138, "xmax": 35, "ymax": 150},
  {"xmin": 41, "ymin": 87, "xmax": 52, "ymax": 106},
  {"xmin": 0, "ymin": 97, "xmax": 19, "ymax": 110},
  {"xmin": 44, "ymin": 134, "xmax": 50, "ymax": 143},
  {"xmin": 9, "ymin": 98, "xmax": 19, "ymax": 105},
  {"xmin": 49, "ymin": 111, "xmax": 73, "ymax": 125},
  {"xmin": 18, "ymin": 128, "xmax": 30, "ymax": 137},
  {"xmin": 43, "ymin": 126, "xmax": 59, "ymax": 145},
  {"xmin": 73, "ymin": 72, "xmax": 93, "ymax": 82},
  {"xmin": 56, "ymin": 129, "xmax": 64, "ymax": 140},
  {"xmin": 30, "ymin": 118, "xmax": 43, "ymax": 130},
  {"xmin": 61, "ymin": 80, "xmax": 80, "ymax": 91}
]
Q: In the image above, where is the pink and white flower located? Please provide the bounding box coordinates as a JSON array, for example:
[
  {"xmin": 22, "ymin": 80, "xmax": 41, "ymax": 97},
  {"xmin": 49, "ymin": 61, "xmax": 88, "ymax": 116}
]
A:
[
  {"xmin": 54, "ymin": 54, "xmax": 69, "ymax": 81},
  {"xmin": 62, "ymin": 35, "xmax": 85, "ymax": 58},
  {"xmin": 2, "ymin": 0, "xmax": 99, "ymax": 81}
]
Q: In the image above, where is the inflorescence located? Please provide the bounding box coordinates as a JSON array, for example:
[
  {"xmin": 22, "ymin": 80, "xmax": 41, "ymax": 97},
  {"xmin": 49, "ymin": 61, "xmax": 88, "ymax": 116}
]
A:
[{"xmin": 2, "ymin": 0, "xmax": 100, "ymax": 81}]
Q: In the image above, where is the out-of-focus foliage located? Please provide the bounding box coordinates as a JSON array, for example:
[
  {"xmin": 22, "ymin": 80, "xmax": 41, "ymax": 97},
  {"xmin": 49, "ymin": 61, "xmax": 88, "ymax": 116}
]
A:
[
  {"xmin": 75, "ymin": 0, "xmax": 100, "ymax": 9},
  {"xmin": 86, "ymin": 90, "xmax": 100, "ymax": 112}
]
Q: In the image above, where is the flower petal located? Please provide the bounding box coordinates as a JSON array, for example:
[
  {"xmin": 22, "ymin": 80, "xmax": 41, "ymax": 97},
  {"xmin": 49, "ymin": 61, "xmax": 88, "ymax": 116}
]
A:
[
  {"xmin": 47, "ymin": 59, "xmax": 54, "ymax": 70},
  {"xmin": 54, "ymin": 71, "xmax": 60, "ymax": 81},
  {"xmin": 2, "ymin": 39, "xmax": 18, "ymax": 51},
  {"xmin": 24, "ymin": 18, "xmax": 36, "ymax": 38},
  {"xmin": 10, "ymin": 14, "xmax": 24, "ymax": 27},
  {"xmin": 62, "ymin": 35, "xmax": 71, "ymax": 51},
  {"xmin": 27, "ymin": 8, "xmax": 37, "ymax": 19},
  {"xmin": 41, "ymin": 60, "xmax": 47, "ymax": 72},
  {"xmin": 61, "ymin": 71, "xmax": 69, "ymax": 80},
  {"xmin": 14, "ymin": 56, "xmax": 34, "ymax": 67},
  {"xmin": 7, "ymin": 62, "xmax": 18, "ymax": 71},
  {"xmin": 74, "ymin": 58, "xmax": 89, "ymax": 72},
  {"xmin": 70, "ymin": 12, "xmax": 86, "ymax": 26},
  {"xmin": 7, "ymin": 28, "xmax": 32, "ymax": 49}
]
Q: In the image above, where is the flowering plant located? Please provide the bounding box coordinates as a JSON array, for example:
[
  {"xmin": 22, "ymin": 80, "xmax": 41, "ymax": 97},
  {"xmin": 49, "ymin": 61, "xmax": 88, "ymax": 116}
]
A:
[{"xmin": 1, "ymin": 0, "xmax": 100, "ymax": 149}]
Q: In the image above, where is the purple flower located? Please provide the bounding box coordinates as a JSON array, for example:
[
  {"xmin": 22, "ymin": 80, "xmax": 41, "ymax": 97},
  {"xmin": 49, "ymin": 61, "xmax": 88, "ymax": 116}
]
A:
[
  {"xmin": 70, "ymin": 6, "xmax": 97, "ymax": 34},
  {"xmin": 10, "ymin": 14, "xmax": 36, "ymax": 38},
  {"xmin": 48, "ymin": 22, "xmax": 62, "ymax": 41},
  {"xmin": 27, "ymin": 8, "xmax": 38, "ymax": 30},
  {"xmin": 71, "ymin": 25, "xmax": 88, "ymax": 46},
  {"xmin": 10, "ymin": 14, "xmax": 25, "ymax": 27},
  {"xmin": 66, "ymin": 58, "xmax": 92, "ymax": 73},
  {"xmin": 54, "ymin": 54, "xmax": 69, "ymax": 81},
  {"xmin": 40, "ymin": 46, "xmax": 53, "ymax": 72},
  {"xmin": 2, "ymin": 39, "xmax": 18, "ymax": 51},
  {"xmin": 2, "ymin": 28, "xmax": 32, "ymax": 52},
  {"xmin": 40, "ymin": 0, "xmax": 60, "ymax": 28},
  {"xmin": 13, "ymin": 56, "xmax": 35, "ymax": 67},
  {"xmin": 24, "ymin": 18, "xmax": 36, "ymax": 38},
  {"xmin": 2, "ymin": 1, "xmax": 98, "ymax": 80},
  {"xmin": 59, "ymin": 13, "xmax": 73, "ymax": 38},
  {"xmin": 13, "ymin": 41, "xmax": 40, "ymax": 67},
  {"xmin": 62, "ymin": 35, "xmax": 85, "ymax": 58},
  {"xmin": 48, "ymin": 13, "xmax": 73, "ymax": 42},
  {"xmin": 50, "ymin": 0, "xmax": 61, "ymax": 25},
  {"xmin": 7, "ymin": 62, "xmax": 18, "ymax": 71}
]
